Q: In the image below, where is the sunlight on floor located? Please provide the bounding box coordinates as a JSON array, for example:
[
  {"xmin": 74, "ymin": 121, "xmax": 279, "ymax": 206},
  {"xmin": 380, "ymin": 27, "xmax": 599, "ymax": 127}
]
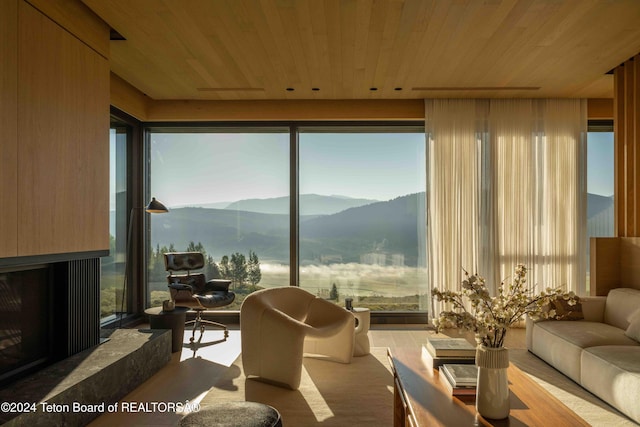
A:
[
  {"xmin": 88, "ymin": 327, "xmax": 241, "ymax": 426},
  {"xmin": 87, "ymin": 325, "xmax": 637, "ymax": 426},
  {"xmin": 178, "ymin": 329, "xmax": 241, "ymax": 367},
  {"xmin": 299, "ymin": 367, "xmax": 335, "ymax": 422}
]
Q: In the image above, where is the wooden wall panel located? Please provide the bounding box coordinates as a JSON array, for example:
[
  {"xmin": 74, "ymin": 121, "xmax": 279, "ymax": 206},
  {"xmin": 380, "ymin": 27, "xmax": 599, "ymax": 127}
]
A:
[
  {"xmin": 614, "ymin": 65, "xmax": 625, "ymax": 237},
  {"xmin": 590, "ymin": 237, "xmax": 620, "ymax": 296},
  {"xmin": 25, "ymin": 0, "xmax": 109, "ymax": 59},
  {"xmin": 139, "ymin": 97, "xmax": 610, "ymax": 122},
  {"xmin": 110, "ymin": 72, "xmax": 148, "ymax": 120},
  {"xmin": 146, "ymin": 99, "xmax": 425, "ymax": 122},
  {"xmin": 591, "ymin": 237, "xmax": 640, "ymax": 295},
  {"xmin": 18, "ymin": 1, "xmax": 109, "ymax": 255},
  {"xmin": 0, "ymin": 0, "xmax": 18, "ymax": 257},
  {"xmin": 619, "ymin": 237, "xmax": 640, "ymax": 291},
  {"xmin": 586, "ymin": 98, "xmax": 613, "ymax": 119},
  {"xmin": 614, "ymin": 55, "xmax": 640, "ymax": 237}
]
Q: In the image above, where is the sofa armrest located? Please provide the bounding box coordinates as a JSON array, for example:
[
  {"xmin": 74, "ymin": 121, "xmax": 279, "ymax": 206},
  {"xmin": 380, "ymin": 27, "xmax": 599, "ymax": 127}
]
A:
[
  {"xmin": 580, "ymin": 296, "xmax": 606, "ymax": 322},
  {"xmin": 525, "ymin": 315, "xmax": 537, "ymax": 350}
]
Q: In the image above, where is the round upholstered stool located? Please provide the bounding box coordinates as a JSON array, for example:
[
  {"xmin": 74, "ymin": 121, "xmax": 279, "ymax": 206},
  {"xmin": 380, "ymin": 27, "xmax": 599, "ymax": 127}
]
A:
[{"xmin": 180, "ymin": 401, "xmax": 282, "ymax": 427}]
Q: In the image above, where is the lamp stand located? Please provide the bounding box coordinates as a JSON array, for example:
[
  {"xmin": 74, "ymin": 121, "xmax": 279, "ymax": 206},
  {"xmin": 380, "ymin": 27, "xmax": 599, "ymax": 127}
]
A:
[{"xmin": 119, "ymin": 197, "xmax": 168, "ymax": 328}]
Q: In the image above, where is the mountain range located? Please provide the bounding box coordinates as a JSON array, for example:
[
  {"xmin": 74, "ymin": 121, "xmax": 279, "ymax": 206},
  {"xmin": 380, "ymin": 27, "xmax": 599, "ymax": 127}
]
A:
[
  {"xmin": 220, "ymin": 194, "xmax": 378, "ymax": 215},
  {"xmin": 150, "ymin": 193, "xmax": 424, "ymax": 266},
  {"xmin": 124, "ymin": 192, "xmax": 612, "ymax": 268}
]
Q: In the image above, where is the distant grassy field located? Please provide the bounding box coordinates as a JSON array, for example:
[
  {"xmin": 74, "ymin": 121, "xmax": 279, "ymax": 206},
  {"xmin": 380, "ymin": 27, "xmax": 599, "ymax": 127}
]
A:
[
  {"xmin": 103, "ymin": 262, "xmax": 429, "ymax": 317},
  {"xmin": 146, "ymin": 262, "xmax": 429, "ymax": 312}
]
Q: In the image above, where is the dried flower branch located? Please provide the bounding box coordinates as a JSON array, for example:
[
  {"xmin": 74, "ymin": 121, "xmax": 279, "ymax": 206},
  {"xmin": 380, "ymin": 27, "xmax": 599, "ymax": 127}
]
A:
[{"xmin": 432, "ymin": 264, "xmax": 577, "ymax": 348}]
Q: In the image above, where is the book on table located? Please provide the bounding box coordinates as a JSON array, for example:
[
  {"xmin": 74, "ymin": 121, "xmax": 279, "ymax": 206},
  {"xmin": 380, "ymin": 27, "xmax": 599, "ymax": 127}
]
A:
[
  {"xmin": 438, "ymin": 366, "xmax": 477, "ymax": 397},
  {"xmin": 425, "ymin": 336, "xmax": 476, "ymax": 357},
  {"xmin": 440, "ymin": 363, "xmax": 478, "ymax": 387},
  {"xmin": 421, "ymin": 345, "xmax": 475, "ymax": 369}
]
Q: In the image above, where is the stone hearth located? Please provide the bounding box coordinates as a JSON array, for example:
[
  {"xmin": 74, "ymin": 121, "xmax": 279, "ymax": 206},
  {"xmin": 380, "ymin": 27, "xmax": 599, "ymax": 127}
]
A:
[{"xmin": 0, "ymin": 329, "xmax": 171, "ymax": 426}]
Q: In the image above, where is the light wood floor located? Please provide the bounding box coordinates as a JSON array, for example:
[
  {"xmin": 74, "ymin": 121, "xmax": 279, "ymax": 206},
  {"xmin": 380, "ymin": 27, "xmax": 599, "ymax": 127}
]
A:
[{"xmin": 86, "ymin": 325, "xmax": 525, "ymax": 426}]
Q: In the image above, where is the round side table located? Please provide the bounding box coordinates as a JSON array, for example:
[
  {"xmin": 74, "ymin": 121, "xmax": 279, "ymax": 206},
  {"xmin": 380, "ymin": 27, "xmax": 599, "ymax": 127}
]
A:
[
  {"xmin": 145, "ymin": 306, "xmax": 189, "ymax": 352},
  {"xmin": 352, "ymin": 307, "xmax": 371, "ymax": 356}
]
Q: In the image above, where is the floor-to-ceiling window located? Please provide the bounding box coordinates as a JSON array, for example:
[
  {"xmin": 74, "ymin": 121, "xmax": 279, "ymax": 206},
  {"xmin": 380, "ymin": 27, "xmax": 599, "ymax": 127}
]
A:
[
  {"xmin": 101, "ymin": 122, "xmax": 128, "ymax": 321},
  {"xmin": 146, "ymin": 128, "xmax": 290, "ymax": 309},
  {"xmin": 145, "ymin": 123, "xmax": 428, "ymax": 315},
  {"xmin": 298, "ymin": 127, "xmax": 427, "ymax": 311},
  {"xmin": 586, "ymin": 120, "xmax": 615, "ymax": 292},
  {"xmin": 141, "ymin": 117, "xmax": 611, "ymax": 317}
]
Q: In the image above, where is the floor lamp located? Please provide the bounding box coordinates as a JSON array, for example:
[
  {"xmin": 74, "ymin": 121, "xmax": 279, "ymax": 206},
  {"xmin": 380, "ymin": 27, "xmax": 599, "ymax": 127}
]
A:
[{"xmin": 119, "ymin": 197, "xmax": 169, "ymax": 328}]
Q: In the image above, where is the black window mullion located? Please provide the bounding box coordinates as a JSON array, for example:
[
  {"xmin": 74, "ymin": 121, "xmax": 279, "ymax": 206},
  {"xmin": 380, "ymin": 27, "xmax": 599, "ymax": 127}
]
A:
[{"xmin": 290, "ymin": 124, "xmax": 299, "ymax": 286}]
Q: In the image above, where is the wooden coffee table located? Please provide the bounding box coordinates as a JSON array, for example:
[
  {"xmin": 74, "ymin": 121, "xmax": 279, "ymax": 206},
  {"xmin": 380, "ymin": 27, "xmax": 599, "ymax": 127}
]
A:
[{"xmin": 388, "ymin": 347, "xmax": 589, "ymax": 427}]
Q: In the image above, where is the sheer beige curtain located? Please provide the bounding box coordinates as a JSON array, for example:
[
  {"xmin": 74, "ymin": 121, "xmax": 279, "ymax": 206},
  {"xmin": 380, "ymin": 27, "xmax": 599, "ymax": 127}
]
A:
[
  {"xmin": 488, "ymin": 99, "xmax": 587, "ymax": 296},
  {"xmin": 427, "ymin": 99, "xmax": 587, "ymax": 318},
  {"xmin": 426, "ymin": 99, "xmax": 485, "ymax": 315}
]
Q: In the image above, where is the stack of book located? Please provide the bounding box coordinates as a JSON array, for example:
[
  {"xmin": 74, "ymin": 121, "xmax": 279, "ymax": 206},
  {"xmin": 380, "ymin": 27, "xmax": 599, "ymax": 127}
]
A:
[
  {"xmin": 421, "ymin": 336, "xmax": 476, "ymax": 369},
  {"xmin": 438, "ymin": 363, "xmax": 478, "ymax": 396}
]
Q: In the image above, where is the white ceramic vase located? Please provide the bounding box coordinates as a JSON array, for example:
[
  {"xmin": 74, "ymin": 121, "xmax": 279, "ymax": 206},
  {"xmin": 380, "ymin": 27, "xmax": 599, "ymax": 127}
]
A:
[{"xmin": 475, "ymin": 345, "xmax": 510, "ymax": 420}]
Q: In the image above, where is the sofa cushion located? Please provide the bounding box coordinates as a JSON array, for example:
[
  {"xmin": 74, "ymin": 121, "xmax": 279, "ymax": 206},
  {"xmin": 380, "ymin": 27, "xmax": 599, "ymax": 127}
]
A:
[
  {"xmin": 529, "ymin": 320, "xmax": 638, "ymax": 383},
  {"xmin": 534, "ymin": 320, "xmax": 638, "ymax": 348},
  {"xmin": 625, "ymin": 308, "xmax": 640, "ymax": 343},
  {"xmin": 604, "ymin": 288, "xmax": 640, "ymax": 330},
  {"xmin": 581, "ymin": 346, "xmax": 640, "ymax": 424}
]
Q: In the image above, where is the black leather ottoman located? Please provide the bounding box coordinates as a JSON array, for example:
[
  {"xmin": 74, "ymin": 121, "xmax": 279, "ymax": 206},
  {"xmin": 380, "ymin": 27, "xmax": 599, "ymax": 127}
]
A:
[{"xmin": 180, "ymin": 401, "xmax": 282, "ymax": 427}]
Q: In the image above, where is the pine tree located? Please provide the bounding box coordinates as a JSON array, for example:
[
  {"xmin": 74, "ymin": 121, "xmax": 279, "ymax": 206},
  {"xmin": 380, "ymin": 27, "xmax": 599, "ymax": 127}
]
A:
[
  {"xmin": 205, "ymin": 254, "xmax": 220, "ymax": 278},
  {"xmin": 149, "ymin": 244, "xmax": 171, "ymax": 281},
  {"xmin": 219, "ymin": 255, "xmax": 231, "ymax": 280},
  {"xmin": 230, "ymin": 252, "xmax": 248, "ymax": 288},
  {"xmin": 330, "ymin": 283, "xmax": 339, "ymax": 301},
  {"xmin": 186, "ymin": 241, "xmax": 206, "ymax": 256},
  {"xmin": 247, "ymin": 250, "xmax": 262, "ymax": 288}
]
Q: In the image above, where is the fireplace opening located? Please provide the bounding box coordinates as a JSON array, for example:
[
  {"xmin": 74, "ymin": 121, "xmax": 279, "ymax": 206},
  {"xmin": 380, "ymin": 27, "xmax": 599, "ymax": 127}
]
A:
[
  {"xmin": 0, "ymin": 257, "xmax": 101, "ymax": 388},
  {"xmin": 0, "ymin": 265, "xmax": 53, "ymax": 386}
]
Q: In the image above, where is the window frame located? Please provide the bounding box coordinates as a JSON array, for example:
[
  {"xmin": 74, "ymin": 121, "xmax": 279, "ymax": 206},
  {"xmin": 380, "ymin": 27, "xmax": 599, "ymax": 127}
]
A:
[
  {"xmin": 102, "ymin": 107, "xmax": 144, "ymax": 329},
  {"xmin": 585, "ymin": 119, "xmax": 615, "ymax": 294},
  {"xmin": 142, "ymin": 121, "xmax": 428, "ymax": 324}
]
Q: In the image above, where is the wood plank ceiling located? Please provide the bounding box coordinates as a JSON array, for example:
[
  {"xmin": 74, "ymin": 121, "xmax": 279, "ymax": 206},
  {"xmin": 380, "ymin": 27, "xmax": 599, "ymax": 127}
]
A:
[{"xmin": 82, "ymin": 0, "xmax": 640, "ymax": 101}]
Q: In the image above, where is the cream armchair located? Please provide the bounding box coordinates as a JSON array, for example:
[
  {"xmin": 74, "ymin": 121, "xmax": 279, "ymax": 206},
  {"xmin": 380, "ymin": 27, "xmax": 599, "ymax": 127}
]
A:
[{"xmin": 240, "ymin": 287, "xmax": 355, "ymax": 390}]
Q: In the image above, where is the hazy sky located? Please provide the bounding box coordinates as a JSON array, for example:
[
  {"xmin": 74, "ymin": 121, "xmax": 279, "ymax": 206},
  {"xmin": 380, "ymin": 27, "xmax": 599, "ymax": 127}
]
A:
[
  {"xmin": 111, "ymin": 130, "xmax": 614, "ymax": 209},
  {"xmin": 148, "ymin": 131, "xmax": 426, "ymax": 207},
  {"xmin": 149, "ymin": 132, "xmax": 289, "ymax": 207},
  {"xmin": 299, "ymin": 132, "xmax": 426, "ymax": 200},
  {"xmin": 587, "ymin": 132, "xmax": 614, "ymax": 197}
]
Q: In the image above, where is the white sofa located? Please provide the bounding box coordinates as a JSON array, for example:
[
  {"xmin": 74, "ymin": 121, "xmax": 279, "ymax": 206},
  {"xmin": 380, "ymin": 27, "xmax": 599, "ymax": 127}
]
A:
[{"xmin": 526, "ymin": 287, "xmax": 640, "ymax": 424}]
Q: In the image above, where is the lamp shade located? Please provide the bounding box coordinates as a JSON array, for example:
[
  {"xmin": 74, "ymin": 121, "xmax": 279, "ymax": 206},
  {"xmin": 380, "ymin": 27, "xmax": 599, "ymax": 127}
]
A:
[{"xmin": 145, "ymin": 197, "xmax": 169, "ymax": 214}]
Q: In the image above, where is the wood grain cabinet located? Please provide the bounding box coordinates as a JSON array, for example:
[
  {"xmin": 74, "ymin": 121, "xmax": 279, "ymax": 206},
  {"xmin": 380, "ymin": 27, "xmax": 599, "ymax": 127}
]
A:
[{"xmin": 1, "ymin": 0, "xmax": 109, "ymax": 257}]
